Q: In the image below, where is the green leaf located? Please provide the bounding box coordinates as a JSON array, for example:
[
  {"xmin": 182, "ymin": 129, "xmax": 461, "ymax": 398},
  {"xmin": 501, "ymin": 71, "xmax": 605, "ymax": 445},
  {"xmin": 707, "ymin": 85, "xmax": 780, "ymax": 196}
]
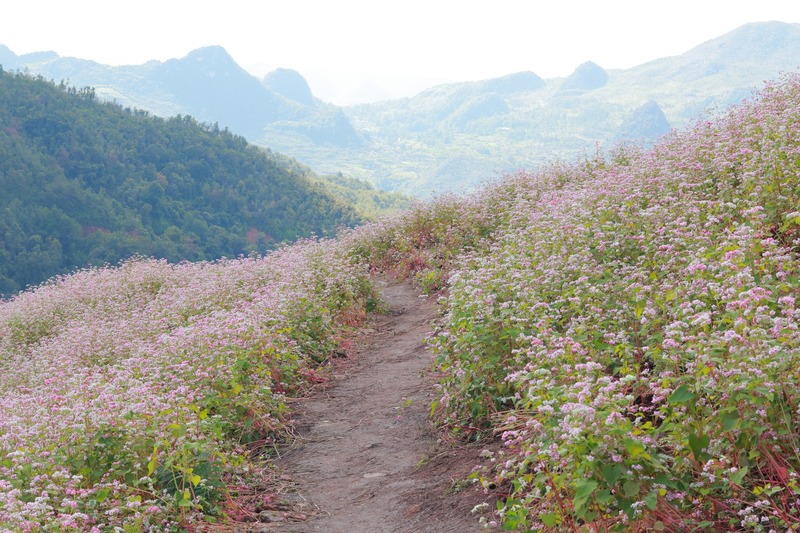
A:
[
  {"xmin": 654, "ymin": 473, "xmax": 678, "ymax": 489},
  {"xmin": 688, "ymin": 433, "xmax": 711, "ymax": 460},
  {"xmin": 643, "ymin": 491, "xmax": 658, "ymax": 510},
  {"xmin": 573, "ymin": 479, "xmax": 598, "ymax": 514},
  {"xmin": 594, "ymin": 489, "xmax": 614, "ymax": 505},
  {"xmin": 721, "ymin": 411, "xmax": 740, "ymax": 431},
  {"xmin": 147, "ymin": 446, "xmax": 158, "ymax": 476},
  {"xmin": 95, "ymin": 488, "xmax": 109, "ymax": 503},
  {"xmin": 178, "ymin": 489, "xmax": 192, "ymax": 507},
  {"xmin": 668, "ymin": 384, "xmax": 696, "ymax": 405},
  {"xmin": 730, "ymin": 465, "xmax": 748, "ymax": 485},
  {"xmin": 601, "ymin": 464, "xmax": 623, "ymax": 487},
  {"xmin": 189, "ymin": 474, "xmax": 202, "ymax": 487},
  {"xmin": 541, "ymin": 512, "xmax": 559, "ymax": 527},
  {"xmin": 653, "ymin": 521, "xmax": 666, "ymax": 531},
  {"xmin": 623, "ymin": 437, "xmax": 646, "ymax": 459},
  {"xmin": 623, "ymin": 480, "xmax": 640, "ymax": 498}
]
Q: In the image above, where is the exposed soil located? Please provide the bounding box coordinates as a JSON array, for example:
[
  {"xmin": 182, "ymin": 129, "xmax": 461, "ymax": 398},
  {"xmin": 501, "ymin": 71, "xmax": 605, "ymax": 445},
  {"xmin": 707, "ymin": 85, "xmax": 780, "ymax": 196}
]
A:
[{"xmin": 245, "ymin": 278, "xmax": 489, "ymax": 532}]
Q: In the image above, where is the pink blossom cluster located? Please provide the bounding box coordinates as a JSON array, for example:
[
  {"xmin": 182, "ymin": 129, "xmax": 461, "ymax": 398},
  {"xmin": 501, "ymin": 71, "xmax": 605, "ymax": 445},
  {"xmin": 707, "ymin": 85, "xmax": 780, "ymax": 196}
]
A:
[
  {"xmin": 0, "ymin": 238, "xmax": 373, "ymax": 530},
  {"xmin": 423, "ymin": 73, "xmax": 800, "ymax": 529}
]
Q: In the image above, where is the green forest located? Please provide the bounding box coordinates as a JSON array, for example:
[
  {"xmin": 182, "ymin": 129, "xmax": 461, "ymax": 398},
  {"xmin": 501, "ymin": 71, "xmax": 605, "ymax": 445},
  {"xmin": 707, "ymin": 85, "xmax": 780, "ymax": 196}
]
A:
[{"xmin": 0, "ymin": 69, "xmax": 369, "ymax": 295}]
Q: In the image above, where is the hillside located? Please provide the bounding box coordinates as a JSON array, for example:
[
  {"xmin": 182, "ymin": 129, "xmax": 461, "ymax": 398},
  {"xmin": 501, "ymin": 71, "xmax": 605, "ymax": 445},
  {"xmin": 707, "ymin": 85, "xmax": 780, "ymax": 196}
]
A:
[
  {"xmin": 5, "ymin": 22, "xmax": 797, "ymax": 196},
  {"xmin": 2, "ymin": 68, "xmax": 799, "ymax": 530},
  {"xmin": 351, "ymin": 71, "xmax": 800, "ymax": 530},
  {"xmin": 0, "ymin": 70, "xmax": 362, "ymax": 294}
]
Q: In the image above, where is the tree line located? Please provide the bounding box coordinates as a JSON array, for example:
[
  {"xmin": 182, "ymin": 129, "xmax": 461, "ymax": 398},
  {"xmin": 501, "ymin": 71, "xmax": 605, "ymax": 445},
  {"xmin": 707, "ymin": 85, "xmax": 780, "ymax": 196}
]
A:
[{"xmin": 0, "ymin": 69, "xmax": 362, "ymax": 294}]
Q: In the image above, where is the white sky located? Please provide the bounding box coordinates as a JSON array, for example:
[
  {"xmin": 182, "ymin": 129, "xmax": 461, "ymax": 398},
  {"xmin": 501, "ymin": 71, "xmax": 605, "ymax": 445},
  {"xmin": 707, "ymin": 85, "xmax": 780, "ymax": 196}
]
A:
[{"xmin": 2, "ymin": 1, "xmax": 800, "ymax": 105}]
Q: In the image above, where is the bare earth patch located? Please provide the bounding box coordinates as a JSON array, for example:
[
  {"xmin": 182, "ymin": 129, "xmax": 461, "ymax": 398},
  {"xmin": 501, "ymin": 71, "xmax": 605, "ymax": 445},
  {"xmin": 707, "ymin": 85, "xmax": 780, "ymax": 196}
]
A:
[{"xmin": 248, "ymin": 278, "xmax": 489, "ymax": 532}]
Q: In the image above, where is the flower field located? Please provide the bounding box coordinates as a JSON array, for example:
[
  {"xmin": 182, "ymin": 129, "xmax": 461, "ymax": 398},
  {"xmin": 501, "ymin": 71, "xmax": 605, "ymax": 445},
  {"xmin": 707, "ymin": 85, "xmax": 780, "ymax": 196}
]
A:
[
  {"xmin": 0, "ymin": 240, "xmax": 375, "ymax": 531},
  {"xmin": 3, "ymin": 71, "xmax": 800, "ymax": 531},
  {"xmin": 353, "ymin": 73, "xmax": 800, "ymax": 530}
]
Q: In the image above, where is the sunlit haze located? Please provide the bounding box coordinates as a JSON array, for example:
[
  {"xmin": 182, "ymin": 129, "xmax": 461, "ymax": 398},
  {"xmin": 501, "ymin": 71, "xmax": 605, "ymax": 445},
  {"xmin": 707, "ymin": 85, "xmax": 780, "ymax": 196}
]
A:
[{"xmin": 2, "ymin": 0, "xmax": 800, "ymax": 104}]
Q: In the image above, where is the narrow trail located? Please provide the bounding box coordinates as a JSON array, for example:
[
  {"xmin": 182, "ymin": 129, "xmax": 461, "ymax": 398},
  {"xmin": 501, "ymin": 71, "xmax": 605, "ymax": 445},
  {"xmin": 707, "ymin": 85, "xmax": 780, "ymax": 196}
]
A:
[{"xmin": 260, "ymin": 278, "xmax": 486, "ymax": 532}]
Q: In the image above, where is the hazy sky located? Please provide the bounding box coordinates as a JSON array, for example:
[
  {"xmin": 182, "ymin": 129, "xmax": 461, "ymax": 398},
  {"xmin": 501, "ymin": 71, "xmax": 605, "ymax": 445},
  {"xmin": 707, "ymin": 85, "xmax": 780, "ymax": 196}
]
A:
[{"xmin": 2, "ymin": 1, "xmax": 800, "ymax": 104}]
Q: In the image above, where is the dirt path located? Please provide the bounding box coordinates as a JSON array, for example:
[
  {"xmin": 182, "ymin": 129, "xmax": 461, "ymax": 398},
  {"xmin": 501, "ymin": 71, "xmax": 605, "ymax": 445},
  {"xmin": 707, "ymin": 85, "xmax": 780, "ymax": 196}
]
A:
[{"xmin": 258, "ymin": 278, "xmax": 487, "ymax": 532}]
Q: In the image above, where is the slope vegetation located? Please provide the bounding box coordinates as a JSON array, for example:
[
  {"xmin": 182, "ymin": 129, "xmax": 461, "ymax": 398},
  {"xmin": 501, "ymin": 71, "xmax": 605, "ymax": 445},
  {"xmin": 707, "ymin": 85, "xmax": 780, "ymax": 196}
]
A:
[
  {"xmin": 0, "ymin": 242, "xmax": 376, "ymax": 530},
  {"xmin": 0, "ymin": 70, "xmax": 360, "ymax": 293},
  {"xmin": 1, "ymin": 71, "xmax": 800, "ymax": 531},
  {"xmin": 351, "ymin": 72, "xmax": 800, "ymax": 530}
]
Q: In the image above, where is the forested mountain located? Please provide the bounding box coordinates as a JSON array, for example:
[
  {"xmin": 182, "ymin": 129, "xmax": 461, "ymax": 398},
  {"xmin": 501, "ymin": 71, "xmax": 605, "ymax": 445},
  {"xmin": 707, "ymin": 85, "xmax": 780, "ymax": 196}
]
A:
[
  {"xmin": 4, "ymin": 22, "xmax": 799, "ymax": 196},
  {"xmin": 0, "ymin": 69, "xmax": 363, "ymax": 294}
]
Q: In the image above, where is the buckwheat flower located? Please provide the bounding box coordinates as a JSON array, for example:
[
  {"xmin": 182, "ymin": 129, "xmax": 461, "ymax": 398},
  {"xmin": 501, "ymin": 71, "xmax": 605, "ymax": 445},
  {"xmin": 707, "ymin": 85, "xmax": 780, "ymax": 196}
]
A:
[{"xmin": 472, "ymin": 503, "xmax": 489, "ymax": 513}]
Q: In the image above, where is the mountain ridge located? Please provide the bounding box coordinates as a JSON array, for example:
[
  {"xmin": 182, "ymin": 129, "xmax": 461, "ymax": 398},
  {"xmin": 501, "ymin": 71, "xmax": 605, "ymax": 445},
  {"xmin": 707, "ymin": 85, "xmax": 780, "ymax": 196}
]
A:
[{"xmin": 3, "ymin": 21, "xmax": 799, "ymax": 195}]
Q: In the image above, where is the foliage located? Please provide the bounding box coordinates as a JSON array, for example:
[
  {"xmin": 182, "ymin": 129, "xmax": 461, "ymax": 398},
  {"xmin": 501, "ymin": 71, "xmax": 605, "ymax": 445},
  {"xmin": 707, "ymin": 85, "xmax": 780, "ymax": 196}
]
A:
[
  {"xmin": 0, "ymin": 237, "xmax": 376, "ymax": 530},
  {"xmin": 5, "ymin": 56, "xmax": 800, "ymax": 533},
  {"xmin": 351, "ymin": 73, "xmax": 800, "ymax": 530},
  {"xmin": 0, "ymin": 70, "xmax": 361, "ymax": 295},
  {"xmin": 312, "ymin": 172, "xmax": 411, "ymax": 220}
]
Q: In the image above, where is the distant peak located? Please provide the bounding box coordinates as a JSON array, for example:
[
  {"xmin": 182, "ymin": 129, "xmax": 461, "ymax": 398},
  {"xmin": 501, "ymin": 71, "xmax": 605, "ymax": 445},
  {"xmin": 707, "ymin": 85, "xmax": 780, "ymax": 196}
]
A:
[
  {"xmin": 619, "ymin": 99, "xmax": 671, "ymax": 141},
  {"xmin": 19, "ymin": 50, "xmax": 59, "ymax": 63},
  {"xmin": 691, "ymin": 20, "xmax": 800, "ymax": 52},
  {"xmin": 680, "ymin": 21, "xmax": 800, "ymax": 71},
  {"xmin": 559, "ymin": 61, "xmax": 608, "ymax": 92},
  {"xmin": 732, "ymin": 20, "xmax": 800, "ymax": 32},
  {"xmin": 0, "ymin": 44, "xmax": 18, "ymax": 68},
  {"xmin": 263, "ymin": 68, "xmax": 315, "ymax": 106},
  {"xmin": 157, "ymin": 45, "xmax": 252, "ymax": 81},
  {"xmin": 183, "ymin": 46, "xmax": 236, "ymax": 65},
  {"xmin": 482, "ymin": 71, "xmax": 545, "ymax": 94}
]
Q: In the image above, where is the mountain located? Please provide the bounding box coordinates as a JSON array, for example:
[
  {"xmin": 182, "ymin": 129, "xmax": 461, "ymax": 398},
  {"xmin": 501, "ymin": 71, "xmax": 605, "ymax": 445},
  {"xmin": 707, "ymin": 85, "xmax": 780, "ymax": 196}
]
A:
[
  {"xmin": 0, "ymin": 70, "xmax": 363, "ymax": 294},
  {"xmin": 0, "ymin": 45, "xmax": 362, "ymax": 149},
  {"xmin": 337, "ymin": 21, "xmax": 800, "ymax": 194},
  {"xmin": 150, "ymin": 46, "xmax": 282, "ymax": 138},
  {"xmin": 0, "ymin": 45, "xmax": 20, "ymax": 69},
  {"xmin": 3, "ymin": 21, "xmax": 799, "ymax": 196},
  {"xmin": 263, "ymin": 68, "xmax": 316, "ymax": 105},
  {"xmin": 557, "ymin": 61, "xmax": 609, "ymax": 93},
  {"xmin": 617, "ymin": 100, "xmax": 671, "ymax": 141}
]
